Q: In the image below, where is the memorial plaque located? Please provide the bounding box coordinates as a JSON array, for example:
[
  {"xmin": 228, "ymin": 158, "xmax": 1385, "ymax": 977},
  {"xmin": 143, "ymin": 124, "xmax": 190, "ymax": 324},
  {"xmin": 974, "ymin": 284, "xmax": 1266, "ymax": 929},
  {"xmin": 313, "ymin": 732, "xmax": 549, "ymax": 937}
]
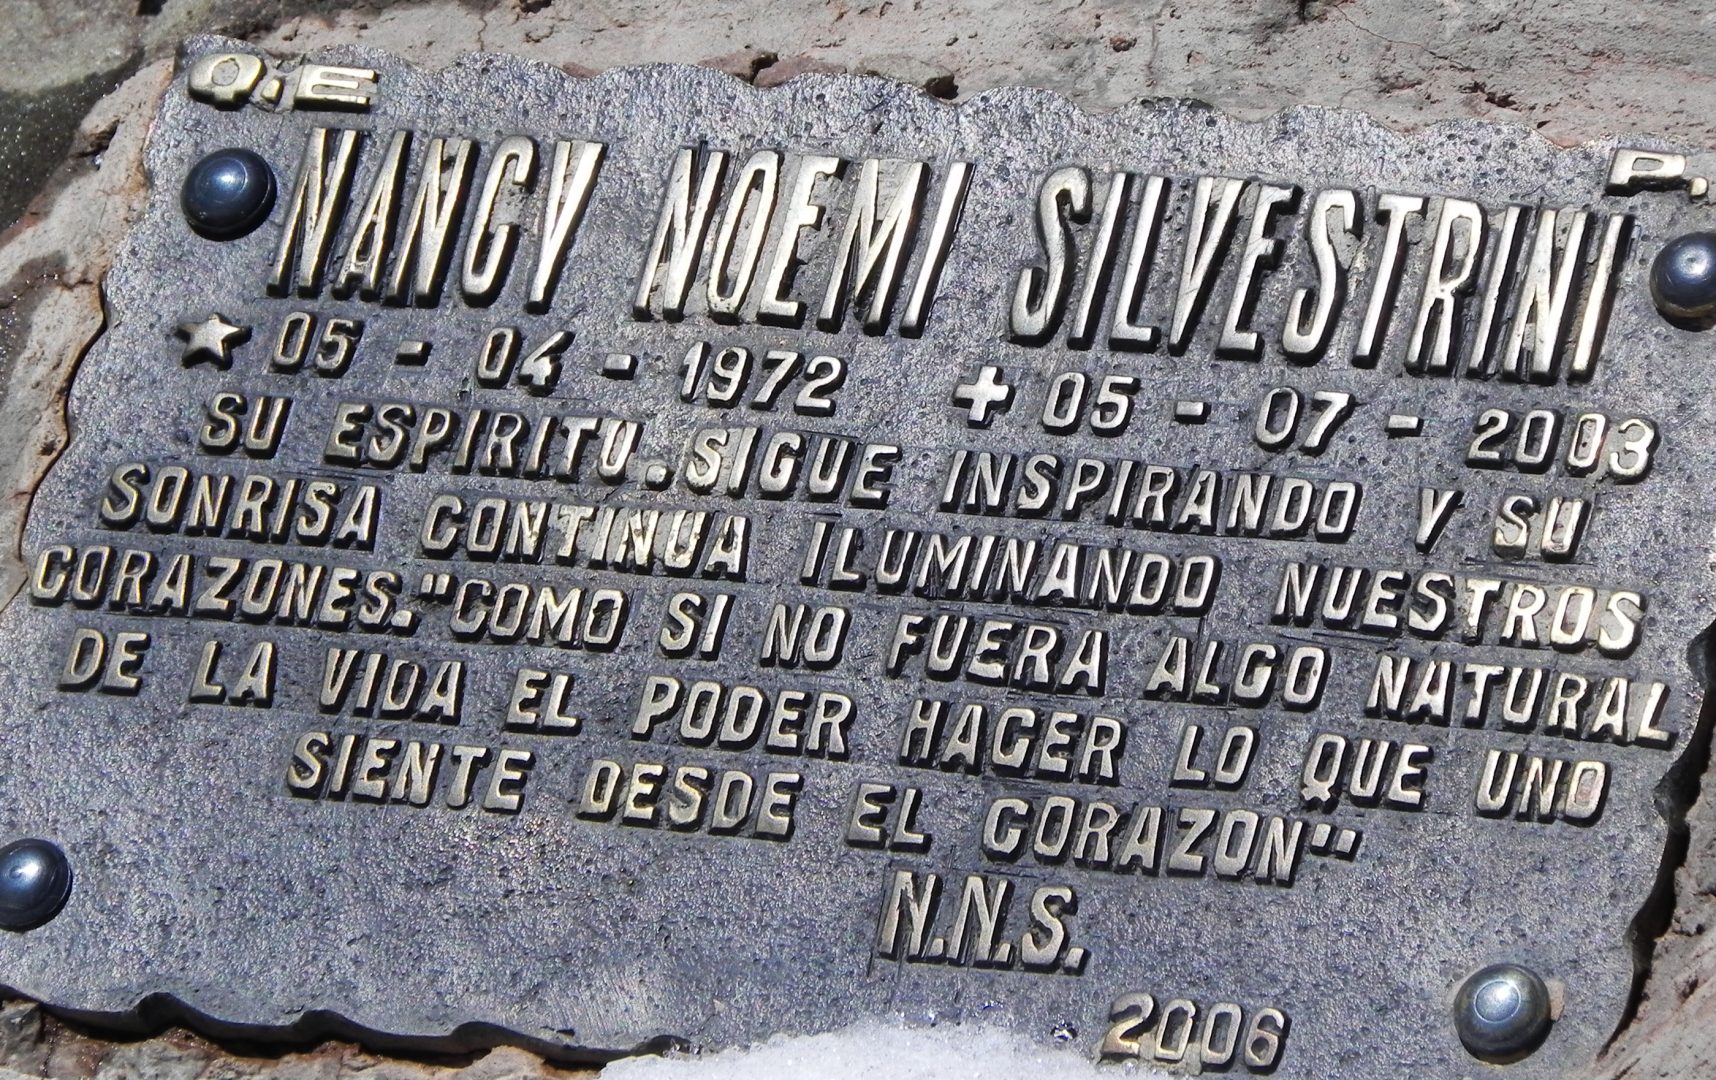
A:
[{"xmin": 1, "ymin": 34, "xmax": 1713, "ymax": 1078}]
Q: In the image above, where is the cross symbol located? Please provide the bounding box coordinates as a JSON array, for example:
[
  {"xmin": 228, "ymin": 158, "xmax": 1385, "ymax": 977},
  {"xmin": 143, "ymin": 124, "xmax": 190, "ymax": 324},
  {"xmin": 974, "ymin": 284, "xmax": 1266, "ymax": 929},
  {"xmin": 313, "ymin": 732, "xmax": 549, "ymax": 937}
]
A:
[{"xmin": 952, "ymin": 365, "xmax": 1014, "ymax": 427}]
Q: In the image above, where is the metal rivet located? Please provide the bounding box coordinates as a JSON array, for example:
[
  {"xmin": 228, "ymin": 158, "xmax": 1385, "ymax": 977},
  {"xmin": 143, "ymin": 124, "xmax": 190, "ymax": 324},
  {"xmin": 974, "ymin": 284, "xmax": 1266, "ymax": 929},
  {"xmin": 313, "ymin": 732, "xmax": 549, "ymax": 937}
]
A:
[
  {"xmin": 0, "ymin": 839, "xmax": 71, "ymax": 931},
  {"xmin": 1454, "ymin": 963, "xmax": 1551, "ymax": 1062},
  {"xmin": 1650, "ymin": 231, "xmax": 1716, "ymax": 320},
  {"xmin": 180, "ymin": 147, "xmax": 276, "ymax": 240}
]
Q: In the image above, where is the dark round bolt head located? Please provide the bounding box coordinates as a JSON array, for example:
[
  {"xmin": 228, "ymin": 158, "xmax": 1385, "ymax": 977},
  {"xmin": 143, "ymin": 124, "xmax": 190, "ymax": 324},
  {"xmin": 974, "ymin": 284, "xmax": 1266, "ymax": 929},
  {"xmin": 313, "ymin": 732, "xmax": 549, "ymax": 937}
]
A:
[
  {"xmin": 0, "ymin": 839, "xmax": 71, "ymax": 931},
  {"xmin": 1651, "ymin": 231, "xmax": 1716, "ymax": 320},
  {"xmin": 1454, "ymin": 963, "xmax": 1551, "ymax": 1061},
  {"xmin": 181, "ymin": 147, "xmax": 276, "ymax": 240}
]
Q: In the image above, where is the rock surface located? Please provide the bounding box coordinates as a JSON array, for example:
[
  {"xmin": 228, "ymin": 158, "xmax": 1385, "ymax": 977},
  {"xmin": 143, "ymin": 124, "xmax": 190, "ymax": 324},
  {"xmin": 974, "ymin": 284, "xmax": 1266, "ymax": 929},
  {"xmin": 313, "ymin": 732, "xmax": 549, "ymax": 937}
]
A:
[
  {"xmin": 0, "ymin": 999, "xmax": 597, "ymax": 1079},
  {"xmin": 1, "ymin": 2, "xmax": 1715, "ymax": 1077}
]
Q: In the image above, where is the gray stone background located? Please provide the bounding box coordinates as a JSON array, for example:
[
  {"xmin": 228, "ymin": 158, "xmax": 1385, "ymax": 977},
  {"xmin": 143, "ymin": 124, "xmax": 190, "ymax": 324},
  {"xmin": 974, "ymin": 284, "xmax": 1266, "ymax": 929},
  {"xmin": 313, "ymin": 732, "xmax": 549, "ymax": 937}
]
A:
[{"xmin": 1, "ymin": 1, "xmax": 1714, "ymax": 1076}]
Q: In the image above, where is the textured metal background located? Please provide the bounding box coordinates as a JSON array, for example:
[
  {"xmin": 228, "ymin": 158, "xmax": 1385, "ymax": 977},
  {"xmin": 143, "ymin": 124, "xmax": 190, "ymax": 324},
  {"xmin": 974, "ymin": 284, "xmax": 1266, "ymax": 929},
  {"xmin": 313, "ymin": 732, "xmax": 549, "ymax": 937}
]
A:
[{"xmin": 0, "ymin": 36, "xmax": 1709, "ymax": 1078}]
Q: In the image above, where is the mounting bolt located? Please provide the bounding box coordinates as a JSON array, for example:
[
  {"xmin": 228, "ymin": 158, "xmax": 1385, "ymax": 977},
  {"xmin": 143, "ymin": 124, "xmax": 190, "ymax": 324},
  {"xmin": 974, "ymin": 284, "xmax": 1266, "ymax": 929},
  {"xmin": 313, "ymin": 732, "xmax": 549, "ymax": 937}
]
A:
[
  {"xmin": 1650, "ymin": 231, "xmax": 1716, "ymax": 320},
  {"xmin": 1454, "ymin": 963, "xmax": 1551, "ymax": 1062},
  {"xmin": 181, "ymin": 147, "xmax": 276, "ymax": 240},
  {"xmin": 0, "ymin": 839, "xmax": 71, "ymax": 931}
]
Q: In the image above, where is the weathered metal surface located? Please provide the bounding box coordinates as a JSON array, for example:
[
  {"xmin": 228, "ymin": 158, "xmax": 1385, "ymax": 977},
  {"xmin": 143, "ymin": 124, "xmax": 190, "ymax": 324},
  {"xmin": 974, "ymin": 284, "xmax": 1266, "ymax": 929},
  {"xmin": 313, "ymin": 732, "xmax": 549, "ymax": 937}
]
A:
[{"xmin": 0, "ymin": 34, "xmax": 1710, "ymax": 1078}]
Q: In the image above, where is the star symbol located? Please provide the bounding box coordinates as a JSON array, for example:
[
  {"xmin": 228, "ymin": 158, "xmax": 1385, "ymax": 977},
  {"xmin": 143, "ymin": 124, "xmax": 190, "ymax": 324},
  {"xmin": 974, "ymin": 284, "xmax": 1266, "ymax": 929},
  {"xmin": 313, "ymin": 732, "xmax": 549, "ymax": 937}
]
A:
[{"xmin": 176, "ymin": 313, "xmax": 250, "ymax": 369}]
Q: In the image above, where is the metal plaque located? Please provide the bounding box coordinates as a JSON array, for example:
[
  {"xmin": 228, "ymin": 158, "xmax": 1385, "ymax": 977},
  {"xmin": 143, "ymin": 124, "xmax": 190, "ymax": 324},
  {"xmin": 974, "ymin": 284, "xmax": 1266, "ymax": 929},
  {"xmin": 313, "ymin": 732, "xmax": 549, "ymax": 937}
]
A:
[{"xmin": 1, "ymin": 34, "xmax": 1712, "ymax": 1078}]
